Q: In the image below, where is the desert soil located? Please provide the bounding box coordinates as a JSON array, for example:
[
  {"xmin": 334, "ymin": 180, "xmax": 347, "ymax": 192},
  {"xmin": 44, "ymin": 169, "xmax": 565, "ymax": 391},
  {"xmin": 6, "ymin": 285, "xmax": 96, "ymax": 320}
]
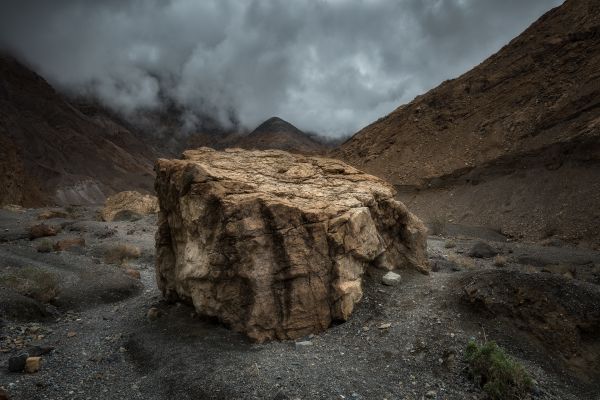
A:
[{"xmin": 1, "ymin": 207, "xmax": 599, "ymax": 399}]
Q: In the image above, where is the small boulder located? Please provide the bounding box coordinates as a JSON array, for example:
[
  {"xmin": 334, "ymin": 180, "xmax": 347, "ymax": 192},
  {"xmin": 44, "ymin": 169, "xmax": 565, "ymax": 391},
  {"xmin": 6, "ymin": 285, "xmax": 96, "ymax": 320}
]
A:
[
  {"xmin": 381, "ymin": 271, "xmax": 401, "ymax": 286},
  {"xmin": 467, "ymin": 241, "xmax": 498, "ymax": 258},
  {"xmin": 7, "ymin": 353, "xmax": 28, "ymax": 372},
  {"xmin": 24, "ymin": 357, "xmax": 41, "ymax": 373},
  {"xmin": 28, "ymin": 224, "xmax": 59, "ymax": 240},
  {"xmin": 101, "ymin": 191, "xmax": 158, "ymax": 222}
]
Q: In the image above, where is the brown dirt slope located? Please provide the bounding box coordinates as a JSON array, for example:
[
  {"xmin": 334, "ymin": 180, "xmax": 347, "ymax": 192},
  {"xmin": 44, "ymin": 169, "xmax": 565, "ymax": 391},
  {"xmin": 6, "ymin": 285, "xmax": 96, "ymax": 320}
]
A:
[
  {"xmin": 0, "ymin": 54, "xmax": 159, "ymax": 206},
  {"xmin": 335, "ymin": 0, "xmax": 600, "ymax": 247}
]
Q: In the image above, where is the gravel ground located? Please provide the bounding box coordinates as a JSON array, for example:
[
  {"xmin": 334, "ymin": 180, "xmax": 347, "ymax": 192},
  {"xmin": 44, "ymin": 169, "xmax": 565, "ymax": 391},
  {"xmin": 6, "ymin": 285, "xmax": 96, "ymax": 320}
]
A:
[{"xmin": 1, "ymin": 207, "xmax": 599, "ymax": 399}]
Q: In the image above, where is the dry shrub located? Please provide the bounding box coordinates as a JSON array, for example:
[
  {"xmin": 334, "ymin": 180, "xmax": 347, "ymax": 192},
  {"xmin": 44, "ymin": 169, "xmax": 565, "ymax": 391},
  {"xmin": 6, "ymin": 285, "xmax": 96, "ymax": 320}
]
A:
[
  {"xmin": 105, "ymin": 244, "xmax": 141, "ymax": 265},
  {"xmin": 445, "ymin": 239, "xmax": 457, "ymax": 249},
  {"xmin": 0, "ymin": 267, "xmax": 60, "ymax": 303},
  {"xmin": 430, "ymin": 214, "xmax": 448, "ymax": 236},
  {"xmin": 493, "ymin": 255, "xmax": 507, "ymax": 267},
  {"xmin": 448, "ymin": 254, "xmax": 475, "ymax": 270}
]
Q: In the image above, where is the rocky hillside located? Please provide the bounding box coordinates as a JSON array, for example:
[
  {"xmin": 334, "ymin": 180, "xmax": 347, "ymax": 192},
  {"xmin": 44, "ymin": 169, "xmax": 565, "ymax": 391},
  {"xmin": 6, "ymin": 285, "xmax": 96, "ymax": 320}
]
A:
[
  {"xmin": 236, "ymin": 117, "xmax": 327, "ymax": 154},
  {"xmin": 335, "ymin": 0, "xmax": 600, "ymax": 248},
  {"xmin": 0, "ymin": 55, "xmax": 159, "ymax": 206}
]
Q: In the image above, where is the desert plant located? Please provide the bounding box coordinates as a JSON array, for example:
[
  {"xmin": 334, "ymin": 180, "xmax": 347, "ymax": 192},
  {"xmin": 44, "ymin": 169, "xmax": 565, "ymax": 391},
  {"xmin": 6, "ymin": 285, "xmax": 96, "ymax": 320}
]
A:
[
  {"xmin": 465, "ymin": 340, "xmax": 533, "ymax": 400},
  {"xmin": 430, "ymin": 214, "xmax": 448, "ymax": 236},
  {"xmin": 444, "ymin": 239, "xmax": 457, "ymax": 249},
  {"xmin": 448, "ymin": 254, "xmax": 475, "ymax": 270},
  {"xmin": 0, "ymin": 266, "xmax": 60, "ymax": 303},
  {"xmin": 493, "ymin": 255, "xmax": 507, "ymax": 267},
  {"xmin": 104, "ymin": 244, "xmax": 141, "ymax": 265},
  {"xmin": 36, "ymin": 239, "xmax": 54, "ymax": 253}
]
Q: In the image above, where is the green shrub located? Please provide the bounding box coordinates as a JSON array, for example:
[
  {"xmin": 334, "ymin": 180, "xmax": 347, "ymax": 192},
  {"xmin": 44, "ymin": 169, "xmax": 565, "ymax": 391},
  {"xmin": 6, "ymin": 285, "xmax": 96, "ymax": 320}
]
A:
[
  {"xmin": 465, "ymin": 340, "xmax": 533, "ymax": 400},
  {"xmin": 36, "ymin": 239, "xmax": 54, "ymax": 253},
  {"xmin": 0, "ymin": 266, "xmax": 60, "ymax": 303}
]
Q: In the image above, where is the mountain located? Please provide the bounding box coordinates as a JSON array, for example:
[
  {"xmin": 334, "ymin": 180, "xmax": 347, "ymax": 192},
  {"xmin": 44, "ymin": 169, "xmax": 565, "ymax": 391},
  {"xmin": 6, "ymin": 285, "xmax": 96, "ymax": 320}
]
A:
[
  {"xmin": 236, "ymin": 117, "xmax": 327, "ymax": 154},
  {"xmin": 335, "ymin": 0, "xmax": 600, "ymax": 247},
  {"xmin": 0, "ymin": 54, "xmax": 159, "ymax": 206}
]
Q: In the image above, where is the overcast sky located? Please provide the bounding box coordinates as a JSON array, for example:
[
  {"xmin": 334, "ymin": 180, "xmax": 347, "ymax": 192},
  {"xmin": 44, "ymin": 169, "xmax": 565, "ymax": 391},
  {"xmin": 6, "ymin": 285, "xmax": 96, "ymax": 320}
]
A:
[{"xmin": 0, "ymin": 0, "xmax": 562, "ymax": 137}]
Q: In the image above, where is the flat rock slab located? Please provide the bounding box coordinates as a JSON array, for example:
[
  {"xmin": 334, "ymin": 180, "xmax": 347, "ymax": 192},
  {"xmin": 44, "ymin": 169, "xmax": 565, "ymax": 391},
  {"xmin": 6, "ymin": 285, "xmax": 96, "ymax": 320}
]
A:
[{"xmin": 155, "ymin": 148, "xmax": 429, "ymax": 341}]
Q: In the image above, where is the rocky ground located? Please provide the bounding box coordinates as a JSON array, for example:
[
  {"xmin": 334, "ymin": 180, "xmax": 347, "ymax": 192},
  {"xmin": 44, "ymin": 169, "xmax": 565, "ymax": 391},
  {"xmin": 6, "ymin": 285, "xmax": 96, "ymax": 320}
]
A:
[{"xmin": 1, "ymin": 207, "xmax": 599, "ymax": 399}]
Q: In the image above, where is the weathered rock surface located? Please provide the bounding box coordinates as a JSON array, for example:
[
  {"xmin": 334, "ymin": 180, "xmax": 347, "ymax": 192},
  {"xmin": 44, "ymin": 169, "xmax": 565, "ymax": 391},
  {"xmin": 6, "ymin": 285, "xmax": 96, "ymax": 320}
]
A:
[
  {"xmin": 28, "ymin": 224, "xmax": 59, "ymax": 240},
  {"xmin": 155, "ymin": 148, "xmax": 428, "ymax": 341},
  {"xmin": 100, "ymin": 191, "xmax": 158, "ymax": 222}
]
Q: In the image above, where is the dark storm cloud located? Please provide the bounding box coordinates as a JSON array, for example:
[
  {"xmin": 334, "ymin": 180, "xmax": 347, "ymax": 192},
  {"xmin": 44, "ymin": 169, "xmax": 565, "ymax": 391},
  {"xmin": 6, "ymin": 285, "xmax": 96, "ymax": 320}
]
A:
[{"xmin": 0, "ymin": 0, "xmax": 562, "ymax": 136}]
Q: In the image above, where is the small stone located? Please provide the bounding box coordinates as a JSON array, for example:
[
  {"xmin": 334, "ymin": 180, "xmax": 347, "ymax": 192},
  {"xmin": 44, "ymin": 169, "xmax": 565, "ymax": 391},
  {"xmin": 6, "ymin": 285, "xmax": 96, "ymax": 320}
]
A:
[
  {"xmin": 425, "ymin": 390, "xmax": 437, "ymax": 398},
  {"xmin": 125, "ymin": 268, "xmax": 141, "ymax": 280},
  {"xmin": 147, "ymin": 307, "xmax": 161, "ymax": 321},
  {"xmin": 381, "ymin": 271, "xmax": 401, "ymax": 286},
  {"xmin": 295, "ymin": 341, "xmax": 313, "ymax": 347},
  {"xmin": 67, "ymin": 331, "xmax": 77, "ymax": 338},
  {"xmin": 378, "ymin": 323, "xmax": 392, "ymax": 329},
  {"xmin": 8, "ymin": 353, "xmax": 28, "ymax": 372},
  {"xmin": 24, "ymin": 357, "xmax": 41, "ymax": 373}
]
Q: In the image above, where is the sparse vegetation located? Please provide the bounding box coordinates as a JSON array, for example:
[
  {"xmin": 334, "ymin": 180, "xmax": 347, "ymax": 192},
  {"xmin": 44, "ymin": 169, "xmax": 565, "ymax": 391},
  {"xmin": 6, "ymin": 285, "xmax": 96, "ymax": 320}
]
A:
[
  {"xmin": 448, "ymin": 254, "xmax": 475, "ymax": 269},
  {"xmin": 0, "ymin": 266, "xmax": 60, "ymax": 303},
  {"xmin": 429, "ymin": 214, "xmax": 448, "ymax": 236},
  {"xmin": 493, "ymin": 255, "xmax": 507, "ymax": 267},
  {"xmin": 465, "ymin": 340, "xmax": 533, "ymax": 400},
  {"xmin": 104, "ymin": 244, "xmax": 141, "ymax": 265},
  {"xmin": 36, "ymin": 239, "xmax": 54, "ymax": 253},
  {"xmin": 444, "ymin": 239, "xmax": 456, "ymax": 248}
]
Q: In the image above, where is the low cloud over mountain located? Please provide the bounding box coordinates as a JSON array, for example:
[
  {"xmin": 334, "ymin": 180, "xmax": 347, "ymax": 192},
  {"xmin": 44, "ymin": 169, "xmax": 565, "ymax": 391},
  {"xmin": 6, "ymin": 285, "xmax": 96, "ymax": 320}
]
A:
[{"xmin": 0, "ymin": 0, "xmax": 560, "ymax": 136}]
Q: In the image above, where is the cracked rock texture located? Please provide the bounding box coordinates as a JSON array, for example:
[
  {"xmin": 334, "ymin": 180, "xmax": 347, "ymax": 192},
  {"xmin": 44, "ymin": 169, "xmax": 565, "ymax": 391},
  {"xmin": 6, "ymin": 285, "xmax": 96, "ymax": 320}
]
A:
[{"xmin": 154, "ymin": 148, "xmax": 428, "ymax": 341}]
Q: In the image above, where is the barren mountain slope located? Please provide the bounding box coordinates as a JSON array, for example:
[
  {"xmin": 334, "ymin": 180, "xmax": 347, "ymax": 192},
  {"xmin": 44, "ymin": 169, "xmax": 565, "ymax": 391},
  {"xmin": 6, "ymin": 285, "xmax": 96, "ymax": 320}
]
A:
[
  {"xmin": 0, "ymin": 55, "xmax": 158, "ymax": 206},
  {"xmin": 236, "ymin": 117, "xmax": 327, "ymax": 154},
  {"xmin": 335, "ymin": 0, "xmax": 600, "ymax": 247}
]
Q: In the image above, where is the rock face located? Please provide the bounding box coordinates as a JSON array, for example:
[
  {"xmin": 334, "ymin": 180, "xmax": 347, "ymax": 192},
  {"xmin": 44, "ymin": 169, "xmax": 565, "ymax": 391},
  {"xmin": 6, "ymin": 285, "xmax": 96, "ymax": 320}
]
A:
[
  {"xmin": 155, "ymin": 148, "xmax": 428, "ymax": 342},
  {"xmin": 100, "ymin": 191, "xmax": 159, "ymax": 222}
]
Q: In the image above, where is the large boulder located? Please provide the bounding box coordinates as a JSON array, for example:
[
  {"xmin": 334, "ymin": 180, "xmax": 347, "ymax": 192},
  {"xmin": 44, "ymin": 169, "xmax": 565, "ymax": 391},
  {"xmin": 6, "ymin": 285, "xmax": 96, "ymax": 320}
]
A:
[
  {"xmin": 155, "ymin": 148, "xmax": 429, "ymax": 341},
  {"xmin": 100, "ymin": 191, "xmax": 158, "ymax": 222}
]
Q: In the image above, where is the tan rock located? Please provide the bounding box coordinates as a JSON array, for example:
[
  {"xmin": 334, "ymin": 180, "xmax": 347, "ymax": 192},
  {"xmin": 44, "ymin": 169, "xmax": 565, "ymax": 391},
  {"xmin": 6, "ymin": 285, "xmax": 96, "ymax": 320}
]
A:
[
  {"xmin": 100, "ymin": 191, "xmax": 158, "ymax": 222},
  {"xmin": 125, "ymin": 268, "xmax": 141, "ymax": 280},
  {"xmin": 53, "ymin": 238, "xmax": 86, "ymax": 251},
  {"xmin": 28, "ymin": 224, "xmax": 59, "ymax": 240},
  {"xmin": 24, "ymin": 356, "xmax": 41, "ymax": 373},
  {"xmin": 37, "ymin": 209, "xmax": 68, "ymax": 220},
  {"xmin": 155, "ymin": 148, "xmax": 429, "ymax": 342}
]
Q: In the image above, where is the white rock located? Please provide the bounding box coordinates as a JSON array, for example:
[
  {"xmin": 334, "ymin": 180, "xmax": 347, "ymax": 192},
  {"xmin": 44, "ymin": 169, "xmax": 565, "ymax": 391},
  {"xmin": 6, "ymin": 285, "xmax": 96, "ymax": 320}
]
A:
[{"xmin": 381, "ymin": 271, "xmax": 401, "ymax": 286}]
